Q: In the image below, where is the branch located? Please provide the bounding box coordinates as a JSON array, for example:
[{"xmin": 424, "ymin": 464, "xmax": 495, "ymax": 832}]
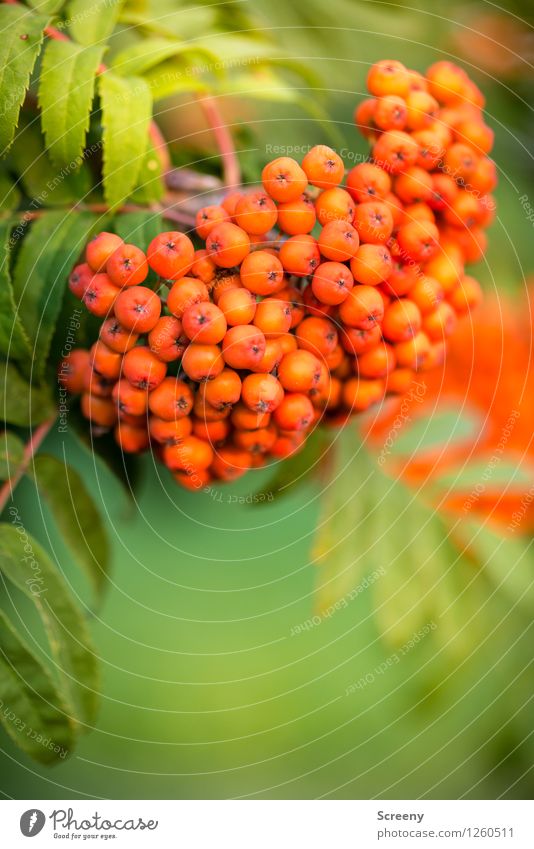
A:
[
  {"xmin": 0, "ymin": 416, "xmax": 56, "ymax": 513},
  {"xmin": 195, "ymin": 94, "xmax": 241, "ymax": 189}
]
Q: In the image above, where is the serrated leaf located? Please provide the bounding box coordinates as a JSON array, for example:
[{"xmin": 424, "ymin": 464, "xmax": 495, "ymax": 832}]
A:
[
  {"xmin": 254, "ymin": 426, "xmax": 333, "ymax": 503},
  {"xmin": 0, "ymin": 221, "xmax": 33, "ymax": 363},
  {"xmin": 0, "ymin": 5, "xmax": 49, "ymax": 155},
  {"xmin": 0, "ymin": 431, "xmax": 25, "ymax": 481},
  {"xmin": 0, "ymin": 361, "xmax": 55, "ymax": 426},
  {"xmin": 12, "ymin": 211, "xmax": 98, "ymax": 382},
  {"xmin": 143, "ymin": 58, "xmax": 207, "ymax": 101},
  {"xmin": 29, "ymin": 454, "xmax": 110, "ymax": 600},
  {"xmin": 112, "ymin": 210, "xmax": 163, "ymax": 250},
  {"xmin": 0, "ymin": 522, "xmax": 99, "ymax": 724},
  {"xmin": 127, "ymin": 139, "xmax": 164, "ymax": 205},
  {"xmin": 98, "ymin": 71, "xmax": 152, "ymax": 209},
  {"xmin": 38, "ymin": 39, "xmax": 104, "ymax": 167},
  {"xmin": 8, "ymin": 113, "xmax": 92, "ymax": 205},
  {"xmin": 68, "ymin": 0, "xmax": 124, "ymax": 47},
  {"xmin": 0, "ymin": 610, "xmax": 76, "ymax": 764}
]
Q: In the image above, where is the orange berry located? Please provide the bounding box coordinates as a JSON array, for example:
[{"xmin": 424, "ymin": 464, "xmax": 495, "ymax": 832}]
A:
[
  {"xmin": 81, "ymin": 394, "xmax": 117, "ymax": 427},
  {"xmin": 295, "ymin": 316, "xmax": 338, "ymax": 357},
  {"xmin": 340, "ymin": 324, "xmax": 381, "ymax": 356},
  {"xmin": 273, "ymin": 393, "xmax": 314, "ymax": 431},
  {"xmin": 311, "ymin": 261, "xmax": 354, "ymax": 305},
  {"xmin": 315, "ymin": 187, "xmax": 355, "ymax": 225},
  {"xmin": 231, "ymin": 403, "xmax": 271, "ymax": 430},
  {"xmin": 338, "ymin": 285, "xmax": 384, "ymax": 329},
  {"xmin": 447, "ymin": 275, "xmax": 483, "ymax": 314},
  {"xmin": 253, "ymin": 298, "xmax": 292, "ymax": 337},
  {"xmin": 374, "ymin": 95, "xmax": 408, "ymax": 131},
  {"xmin": 192, "ymin": 418, "xmax": 230, "ymax": 445},
  {"xmin": 409, "ymin": 275, "xmax": 444, "ymax": 314},
  {"xmin": 107, "ymin": 243, "xmax": 149, "ymax": 288},
  {"xmin": 261, "ymin": 156, "xmax": 308, "ymax": 202},
  {"xmin": 382, "ymin": 299, "xmax": 422, "ymax": 342},
  {"xmin": 394, "ymin": 167, "xmax": 433, "ymax": 205},
  {"xmin": 234, "ymin": 191, "xmax": 278, "ymax": 235},
  {"xmin": 181, "ymin": 343, "xmax": 224, "ymax": 381},
  {"xmin": 217, "ymin": 287, "xmax": 256, "ymax": 326},
  {"xmin": 57, "ymin": 349, "xmax": 90, "ymax": 394},
  {"xmin": 86, "ymin": 232, "xmax": 123, "ymax": 272},
  {"xmin": 372, "ymin": 130, "xmax": 418, "ymax": 174},
  {"xmin": 426, "ymin": 61, "xmax": 469, "ymax": 105},
  {"xmin": 123, "ymin": 346, "xmax": 167, "ymax": 390},
  {"xmin": 202, "ymin": 369, "xmax": 242, "ymax": 410},
  {"xmin": 89, "ymin": 340, "xmax": 122, "ymax": 380},
  {"xmin": 206, "ymin": 222, "xmax": 250, "ymax": 268},
  {"xmin": 443, "ymin": 142, "xmax": 479, "ymax": 183},
  {"xmin": 114, "ymin": 422, "xmax": 149, "ymax": 454},
  {"xmin": 195, "ymin": 205, "xmax": 230, "ymax": 240},
  {"xmin": 241, "ymin": 373, "xmax": 284, "ymax": 413},
  {"xmin": 82, "ymin": 273, "xmax": 118, "ymax": 317},
  {"xmin": 422, "ymin": 301, "xmax": 457, "ymax": 341},
  {"xmin": 190, "ymin": 249, "xmax": 217, "ymax": 285},
  {"xmin": 278, "ymin": 350, "xmax": 322, "ymax": 393},
  {"xmin": 222, "ymin": 325, "xmax": 266, "ymax": 370},
  {"xmin": 357, "ymin": 341, "xmax": 396, "ymax": 378},
  {"xmin": 113, "ymin": 285, "xmax": 161, "ymax": 333},
  {"xmin": 405, "ymin": 90, "xmax": 439, "ymax": 130},
  {"xmin": 240, "ymin": 250, "xmax": 284, "ymax": 296},
  {"xmin": 279, "ymin": 234, "xmax": 320, "ymax": 277},
  {"xmin": 346, "ymin": 162, "xmax": 391, "ymax": 203},
  {"xmin": 352, "ymin": 200, "xmax": 394, "ymax": 244},
  {"xmin": 354, "ymin": 97, "xmax": 377, "ymax": 137},
  {"xmin": 386, "ymin": 367, "xmax": 415, "ymax": 394},
  {"xmin": 250, "ymin": 338, "xmax": 284, "ymax": 373},
  {"xmin": 163, "ymin": 436, "xmax": 213, "ymax": 473},
  {"xmin": 367, "ymin": 60, "xmax": 410, "ymax": 98},
  {"xmin": 146, "ymin": 232, "xmax": 194, "ymax": 280},
  {"xmin": 394, "ymin": 331, "xmax": 432, "ymax": 369},
  {"xmin": 167, "ymin": 277, "xmax": 209, "ymax": 318},
  {"xmin": 148, "ymin": 378, "xmax": 193, "ymax": 420},
  {"xmin": 277, "ymin": 194, "xmax": 316, "ymax": 235},
  {"xmin": 397, "ymin": 219, "xmax": 439, "ymax": 263},
  {"xmin": 342, "ymin": 377, "xmax": 384, "ymax": 412},
  {"xmin": 182, "ymin": 302, "xmax": 227, "ymax": 344},
  {"xmin": 147, "ymin": 316, "xmax": 187, "ymax": 362},
  {"xmin": 211, "ymin": 446, "xmax": 252, "ymax": 481},
  {"xmin": 149, "ymin": 415, "xmax": 192, "ymax": 445},
  {"xmin": 301, "ymin": 145, "xmax": 344, "ymax": 189},
  {"xmin": 350, "ymin": 244, "xmax": 392, "ymax": 286},
  {"xmin": 318, "ymin": 220, "xmax": 360, "ymax": 262},
  {"xmin": 112, "ymin": 379, "xmax": 148, "ymax": 417},
  {"xmin": 99, "ymin": 317, "xmax": 138, "ymax": 354}
]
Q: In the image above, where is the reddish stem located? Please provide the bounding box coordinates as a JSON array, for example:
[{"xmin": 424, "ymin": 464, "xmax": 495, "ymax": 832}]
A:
[
  {"xmin": 195, "ymin": 94, "xmax": 241, "ymax": 189},
  {"xmin": 0, "ymin": 416, "xmax": 56, "ymax": 513}
]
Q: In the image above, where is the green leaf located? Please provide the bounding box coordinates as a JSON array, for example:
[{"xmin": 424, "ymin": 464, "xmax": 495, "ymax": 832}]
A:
[
  {"xmin": 0, "ymin": 221, "xmax": 33, "ymax": 363},
  {"xmin": 68, "ymin": 0, "xmax": 124, "ymax": 47},
  {"xmin": 254, "ymin": 426, "xmax": 333, "ymax": 503},
  {"xmin": 0, "ymin": 522, "xmax": 99, "ymax": 724},
  {"xmin": 98, "ymin": 71, "xmax": 152, "ymax": 209},
  {"xmin": 12, "ymin": 211, "xmax": 98, "ymax": 382},
  {"xmin": 29, "ymin": 454, "xmax": 110, "ymax": 600},
  {"xmin": 112, "ymin": 210, "xmax": 163, "ymax": 249},
  {"xmin": 128, "ymin": 137, "xmax": 164, "ymax": 205},
  {"xmin": 0, "ymin": 5, "xmax": 49, "ymax": 155},
  {"xmin": 143, "ymin": 58, "xmax": 207, "ymax": 101},
  {"xmin": 0, "ymin": 431, "xmax": 25, "ymax": 481},
  {"xmin": 0, "ymin": 610, "xmax": 76, "ymax": 764},
  {"xmin": 311, "ymin": 431, "xmax": 457, "ymax": 648},
  {"xmin": 68, "ymin": 402, "xmax": 138, "ymax": 503},
  {"xmin": 0, "ymin": 361, "xmax": 55, "ymax": 426},
  {"xmin": 0, "ymin": 172, "xmax": 21, "ymax": 212},
  {"xmin": 8, "ymin": 113, "xmax": 92, "ymax": 205},
  {"xmin": 27, "ymin": 0, "xmax": 65, "ymax": 13},
  {"xmin": 38, "ymin": 39, "xmax": 104, "ymax": 168},
  {"xmin": 111, "ymin": 38, "xmax": 217, "ymax": 77}
]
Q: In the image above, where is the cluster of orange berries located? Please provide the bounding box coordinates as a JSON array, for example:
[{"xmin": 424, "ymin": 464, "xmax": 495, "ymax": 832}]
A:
[{"xmin": 59, "ymin": 58, "xmax": 495, "ymax": 489}]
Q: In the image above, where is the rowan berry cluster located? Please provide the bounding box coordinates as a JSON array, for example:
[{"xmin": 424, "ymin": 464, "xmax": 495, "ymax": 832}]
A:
[{"xmin": 60, "ymin": 59, "xmax": 495, "ymax": 489}]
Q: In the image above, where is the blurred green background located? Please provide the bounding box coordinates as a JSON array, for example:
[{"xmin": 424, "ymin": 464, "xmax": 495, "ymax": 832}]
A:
[{"xmin": 1, "ymin": 0, "xmax": 534, "ymax": 799}]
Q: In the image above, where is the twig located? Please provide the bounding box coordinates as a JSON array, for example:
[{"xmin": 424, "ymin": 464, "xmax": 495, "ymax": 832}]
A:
[
  {"xmin": 195, "ymin": 93, "xmax": 241, "ymax": 189},
  {"xmin": 0, "ymin": 416, "xmax": 56, "ymax": 513}
]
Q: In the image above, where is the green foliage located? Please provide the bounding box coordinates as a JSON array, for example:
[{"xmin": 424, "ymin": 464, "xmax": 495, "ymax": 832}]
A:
[
  {"xmin": 0, "ymin": 361, "xmax": 55, "ymax": 426},
  {"xmin": 0, "ymin": 222, "xmax": 32, "ymax": 364},
  {"xmin": 0, "ymin": 432, "xmax": 25, "ymax": 481},
  {"xmin": 29, "ymin": 454, "xmax": 110, "ymax": 600},
  {"xmin": 0, "ymin": 6, "xmax": 49, "ymax": 155},
  {"xmin": 68, "ymin": 0, "xmax": 124, "ymax": 47},
  {"xmin": 0, "ymin": 610, "xmax": 75, "ymax": 764},
  {"xmin": 99, "ymin": 72, "xmax": 152, "ymax": 208},
  {"xmin": 38, "ymin": 40, "xmax": 105, "ymax": 168}
]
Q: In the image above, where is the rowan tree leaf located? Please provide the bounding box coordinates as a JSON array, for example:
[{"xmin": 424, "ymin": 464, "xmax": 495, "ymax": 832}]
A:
[
  {"xmin": 0, "ymin": 221, "xmax": 33, "ymax": 364},
  {"xmin": 128, "ymin": 138, "xmax": 164, "ymax": 205},
  {"xmin": 0, "ymin": 5, "xmax": 49, "ymax": 155},
  {"xmin": 0, "ymin": 431, "xmax": 25, "ymax": 481},
  {"xmin": 0, "ymin": 361, "xmax": 55, "ymax": 426},
  {"xmin": 98, "ymin": 71, "xmax": 152, "ymax": 209},
  {"xmin": 0, "ymin": 609, "xmax": 76, "ymax": 764},
  {"xmin": 253, "ymin": 426, "xmax": 333, "ymax": 503},
  {"xmin": 111, "ymin": 38, "xmax": 217, "ymax": 78},
  {"xmin": 38, "ymin": 39, "xmax": 105, "ymax": 168},
  {"xmin": 27, "ymin": 0, "xmax": 65, "ymax": 13},
  {"xmin": 0, "ymin": 522, "xmax": 99, "ymax": 725},
  {"xmin": 68, "ymin": 0, "xmax": 124, "ymax": 47},
  {"xmin": 29, "ymin": 454, "xmax": 110, "ymax": 600},
  {"xmin": 12, "ymin": 211, "xmax": 98, "ymax": 382}
]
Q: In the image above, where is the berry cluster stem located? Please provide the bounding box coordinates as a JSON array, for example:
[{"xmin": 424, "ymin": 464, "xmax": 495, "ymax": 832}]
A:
[{"xmin": 195, "ymin": 94, "xmax": 241, "ymax": 189}]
